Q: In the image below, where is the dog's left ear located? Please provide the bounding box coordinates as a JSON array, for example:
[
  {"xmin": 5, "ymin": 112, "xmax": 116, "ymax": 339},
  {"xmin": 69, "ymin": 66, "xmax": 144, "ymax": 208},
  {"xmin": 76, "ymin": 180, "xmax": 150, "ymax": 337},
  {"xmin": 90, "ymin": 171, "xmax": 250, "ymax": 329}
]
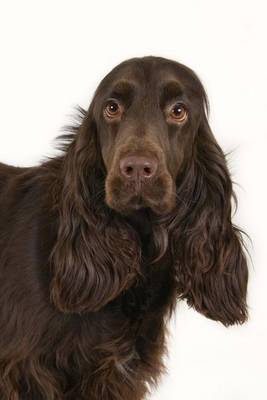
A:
[{"xmin": 172, "ymin": 115, "xmax": 249, "ymax": 326}]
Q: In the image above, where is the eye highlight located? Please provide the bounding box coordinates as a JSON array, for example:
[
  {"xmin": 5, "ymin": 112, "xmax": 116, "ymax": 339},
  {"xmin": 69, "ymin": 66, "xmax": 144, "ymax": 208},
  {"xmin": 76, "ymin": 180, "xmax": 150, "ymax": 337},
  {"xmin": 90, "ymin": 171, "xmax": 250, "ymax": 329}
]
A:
[
  {"xmin": 169, "ymin": 103, "xmax": 188, "ymax": 123},
  {"xmin": 104, "ymin": 99, "xmax": 123, "ymax": 120}
]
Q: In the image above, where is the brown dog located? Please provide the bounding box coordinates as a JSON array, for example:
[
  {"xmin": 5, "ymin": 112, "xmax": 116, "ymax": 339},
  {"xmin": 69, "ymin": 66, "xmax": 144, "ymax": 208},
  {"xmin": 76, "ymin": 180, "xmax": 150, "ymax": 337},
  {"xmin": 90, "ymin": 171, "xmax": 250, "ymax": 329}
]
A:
[{"xmin": 0, "ymin": 56, "xmax": 248, "ymax": 399}]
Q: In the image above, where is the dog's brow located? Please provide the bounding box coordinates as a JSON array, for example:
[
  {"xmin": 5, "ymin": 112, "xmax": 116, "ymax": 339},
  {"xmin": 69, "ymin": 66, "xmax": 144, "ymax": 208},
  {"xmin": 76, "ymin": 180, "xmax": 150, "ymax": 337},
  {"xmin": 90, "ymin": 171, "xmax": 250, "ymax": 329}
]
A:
[
  {"xmin": 109, "ymin": 80, "xmax": 136, "ymax": 100},
  {"xmin": 160, "ymin": 80, "xmax": 184, "ymax": 104}
]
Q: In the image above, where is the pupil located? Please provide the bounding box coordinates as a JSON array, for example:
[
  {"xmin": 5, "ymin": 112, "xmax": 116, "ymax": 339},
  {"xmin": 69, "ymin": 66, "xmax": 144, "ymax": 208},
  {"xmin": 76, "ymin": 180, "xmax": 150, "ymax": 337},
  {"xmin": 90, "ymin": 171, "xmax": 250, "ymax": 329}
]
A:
[
  {"xmin": 110, "ymin": 103, "xmax": 118, "ymax": 112},
  {"xmin": 174, "ymin": 106, "xmax": 182, "ymax": 114}
]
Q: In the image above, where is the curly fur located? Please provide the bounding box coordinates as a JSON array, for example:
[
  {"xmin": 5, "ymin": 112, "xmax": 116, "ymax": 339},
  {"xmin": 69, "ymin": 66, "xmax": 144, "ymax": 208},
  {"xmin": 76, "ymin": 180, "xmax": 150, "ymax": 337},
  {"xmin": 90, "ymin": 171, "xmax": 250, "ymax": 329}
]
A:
[{"xmin": 0, "ymin": 56, "xmax": 248, "ymax": 399}]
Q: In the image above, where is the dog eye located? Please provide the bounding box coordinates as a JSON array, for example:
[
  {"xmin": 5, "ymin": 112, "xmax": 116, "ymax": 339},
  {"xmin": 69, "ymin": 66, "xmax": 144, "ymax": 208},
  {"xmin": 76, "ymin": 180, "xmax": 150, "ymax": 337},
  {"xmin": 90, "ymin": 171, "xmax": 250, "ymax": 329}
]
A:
[
  {"xmin": 170, "ymin": 103, "xmax": 188, "ymax": 122},
  {"xmin": 104, "ymin": 100, "xmax": 122, "ymax": 119}
]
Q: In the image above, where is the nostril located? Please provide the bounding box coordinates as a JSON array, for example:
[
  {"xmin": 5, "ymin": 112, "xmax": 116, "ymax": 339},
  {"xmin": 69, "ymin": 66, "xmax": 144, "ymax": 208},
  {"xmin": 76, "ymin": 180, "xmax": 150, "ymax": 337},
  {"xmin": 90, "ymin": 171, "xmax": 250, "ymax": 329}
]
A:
[
  {"xmin": 142, "ymin": 159, "xmax": 157, "ymax": 178},
  {"xmin": 120, "ymin": 159, "xmax": 135, "ymax": 178},
  {"xmin": 144, "ymin": 166, "xmax": 152, "ymax": 176},
  {"xmin": 125, "ymin": 165, "xmax": 134, "ymax": 177}
]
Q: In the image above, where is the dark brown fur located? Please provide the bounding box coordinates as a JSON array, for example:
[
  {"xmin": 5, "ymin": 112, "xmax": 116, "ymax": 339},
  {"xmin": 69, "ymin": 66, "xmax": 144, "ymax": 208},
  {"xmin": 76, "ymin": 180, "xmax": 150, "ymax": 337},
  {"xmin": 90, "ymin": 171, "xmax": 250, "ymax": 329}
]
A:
[{"xmin": 0, "ymin": 56, "xmax": 248, "ymax": 399}]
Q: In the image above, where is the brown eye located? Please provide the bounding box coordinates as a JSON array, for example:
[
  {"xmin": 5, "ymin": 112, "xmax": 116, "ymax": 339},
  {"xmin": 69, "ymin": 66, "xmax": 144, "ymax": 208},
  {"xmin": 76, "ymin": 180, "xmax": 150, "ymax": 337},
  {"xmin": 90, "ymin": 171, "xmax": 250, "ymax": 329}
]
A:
[
  {"xmin": 170, "ymin": 103, "xmax": 188, "ymax": 122},
  {"xmin": 104, "ymin": 100, "xmax": 122, "ymax": 119}
]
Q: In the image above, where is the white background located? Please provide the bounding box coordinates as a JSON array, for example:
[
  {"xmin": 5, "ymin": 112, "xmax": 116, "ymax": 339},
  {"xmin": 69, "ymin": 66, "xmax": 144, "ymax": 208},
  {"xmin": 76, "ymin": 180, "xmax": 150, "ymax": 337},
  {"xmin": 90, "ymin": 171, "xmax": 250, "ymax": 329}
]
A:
[{"xmin": 0, "ymin": 1, "xmax": 266, "ymax": 399}]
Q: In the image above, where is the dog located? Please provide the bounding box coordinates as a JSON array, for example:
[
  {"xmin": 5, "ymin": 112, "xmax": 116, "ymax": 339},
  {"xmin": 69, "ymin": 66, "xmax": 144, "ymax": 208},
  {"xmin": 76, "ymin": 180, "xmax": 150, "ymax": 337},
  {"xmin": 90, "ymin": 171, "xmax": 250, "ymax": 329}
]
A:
[{"xmin": 0, "ymin": 56, "xmax": 248, "ymax": 399}]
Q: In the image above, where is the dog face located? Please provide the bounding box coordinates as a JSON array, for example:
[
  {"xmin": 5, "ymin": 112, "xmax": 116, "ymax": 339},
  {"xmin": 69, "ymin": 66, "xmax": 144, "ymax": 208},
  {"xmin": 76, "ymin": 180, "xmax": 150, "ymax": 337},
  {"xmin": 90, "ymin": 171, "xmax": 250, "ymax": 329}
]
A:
[
  {"xmin": 91, "ymin": 57, "xmax": 205, "ymax": 215},
  {"xmin": 51, "ymin": 56, "xmax": 248, "ymax": 325}
]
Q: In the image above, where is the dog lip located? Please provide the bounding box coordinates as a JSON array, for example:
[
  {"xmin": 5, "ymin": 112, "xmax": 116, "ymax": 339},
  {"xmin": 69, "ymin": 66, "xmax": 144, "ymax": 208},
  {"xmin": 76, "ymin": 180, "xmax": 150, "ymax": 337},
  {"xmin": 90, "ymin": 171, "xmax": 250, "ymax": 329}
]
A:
[{"xmin": 105, "ymin": 170, "xmax": 175, "ymax": 214}]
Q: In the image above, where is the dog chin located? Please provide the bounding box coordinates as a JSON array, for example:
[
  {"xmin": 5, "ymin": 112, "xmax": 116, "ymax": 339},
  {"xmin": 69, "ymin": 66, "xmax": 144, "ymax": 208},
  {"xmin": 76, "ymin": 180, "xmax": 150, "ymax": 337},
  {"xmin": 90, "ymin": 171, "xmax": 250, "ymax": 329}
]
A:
[{"xmin": 106, "ymin": 195, "xmax": 175, "ymax": 216}]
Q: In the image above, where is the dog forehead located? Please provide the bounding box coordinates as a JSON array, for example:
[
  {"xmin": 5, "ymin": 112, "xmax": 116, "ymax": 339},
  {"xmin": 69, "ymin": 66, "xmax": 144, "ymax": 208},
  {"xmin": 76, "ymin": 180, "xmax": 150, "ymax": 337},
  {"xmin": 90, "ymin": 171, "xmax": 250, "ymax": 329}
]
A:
[
  {"xmin": 99, "ymin": 57, "xmax": 187, "ymax": 92},
  {"xmin": 93, "ymin": 57, "xmax": 202, "ymax": 118}
]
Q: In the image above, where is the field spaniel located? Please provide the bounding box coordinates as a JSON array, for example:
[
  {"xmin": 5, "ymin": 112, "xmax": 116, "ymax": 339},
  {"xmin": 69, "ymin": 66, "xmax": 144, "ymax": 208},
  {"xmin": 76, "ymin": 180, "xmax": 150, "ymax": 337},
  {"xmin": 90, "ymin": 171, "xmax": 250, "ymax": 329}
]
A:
[{"xmin": 0, "ymin": 56, "xmax": 248, "ymax": 399}]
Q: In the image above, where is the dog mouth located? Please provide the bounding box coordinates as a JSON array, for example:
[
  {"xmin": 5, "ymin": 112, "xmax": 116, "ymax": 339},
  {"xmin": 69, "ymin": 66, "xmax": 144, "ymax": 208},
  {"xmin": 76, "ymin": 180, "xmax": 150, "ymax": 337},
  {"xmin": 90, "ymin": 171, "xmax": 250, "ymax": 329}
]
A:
[
  {"xmin": 104, "ymin": 174, "xmax": 176, "ymax": 215},
  {"xmin": 127, "ymin": 195, "xmax": 144, "ymax": 210}
]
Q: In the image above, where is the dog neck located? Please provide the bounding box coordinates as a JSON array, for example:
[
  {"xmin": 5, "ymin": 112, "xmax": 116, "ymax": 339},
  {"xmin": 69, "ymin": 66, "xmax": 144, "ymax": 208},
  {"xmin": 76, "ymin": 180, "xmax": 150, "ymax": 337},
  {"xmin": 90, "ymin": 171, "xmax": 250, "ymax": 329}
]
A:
[{"xmin": 125, "ymin": 208, "xmax": 153, "ymax": 238}]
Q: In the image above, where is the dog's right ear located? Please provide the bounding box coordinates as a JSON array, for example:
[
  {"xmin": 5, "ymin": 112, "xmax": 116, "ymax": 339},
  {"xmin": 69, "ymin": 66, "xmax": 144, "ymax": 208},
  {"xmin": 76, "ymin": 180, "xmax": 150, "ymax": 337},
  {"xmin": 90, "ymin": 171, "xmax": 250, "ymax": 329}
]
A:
[{"xmin": 49, "ymin": 105, "xmax": 142, "ymax": 314}]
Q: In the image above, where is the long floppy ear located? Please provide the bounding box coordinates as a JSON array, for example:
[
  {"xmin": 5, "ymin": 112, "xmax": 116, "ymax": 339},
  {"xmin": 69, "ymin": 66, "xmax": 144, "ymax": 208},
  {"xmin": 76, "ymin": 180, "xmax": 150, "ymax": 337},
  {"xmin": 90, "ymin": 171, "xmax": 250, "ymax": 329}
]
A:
[
  {"xmin": 49, "ymin": 105, "xmax": 141, "ymax": 314},
  {"xmin": 172, "ymin": 116, "xmax": 248, "ymax": 326}
]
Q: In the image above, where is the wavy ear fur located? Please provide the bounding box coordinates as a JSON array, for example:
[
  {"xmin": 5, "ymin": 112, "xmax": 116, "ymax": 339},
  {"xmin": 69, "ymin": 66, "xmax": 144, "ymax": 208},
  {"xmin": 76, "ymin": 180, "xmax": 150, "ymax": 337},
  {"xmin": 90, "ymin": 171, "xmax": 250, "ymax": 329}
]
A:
[
  {"xmin": 171, "ymin": 116, "xmax": 248, "ymax": 326},
  {"xmin": 49, "ymin": 106, "xmax": 141, "ymax": 313}
]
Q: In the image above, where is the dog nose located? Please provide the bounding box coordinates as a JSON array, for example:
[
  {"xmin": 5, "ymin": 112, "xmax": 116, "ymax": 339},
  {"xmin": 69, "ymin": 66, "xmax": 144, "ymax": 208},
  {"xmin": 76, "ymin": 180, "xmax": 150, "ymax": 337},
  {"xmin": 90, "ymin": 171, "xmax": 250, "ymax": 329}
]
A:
[{"xmin": 119, "ymin": 156, "xmax": 158, "ymax": 180}]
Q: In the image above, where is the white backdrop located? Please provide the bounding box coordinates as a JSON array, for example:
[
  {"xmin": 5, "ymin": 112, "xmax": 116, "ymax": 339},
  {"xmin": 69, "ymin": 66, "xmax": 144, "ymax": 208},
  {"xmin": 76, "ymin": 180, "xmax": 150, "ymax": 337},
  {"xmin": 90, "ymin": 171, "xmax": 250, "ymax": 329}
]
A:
[{"xmin": 0, "ymin": 1, "xmax": 266, "ymax": 399}]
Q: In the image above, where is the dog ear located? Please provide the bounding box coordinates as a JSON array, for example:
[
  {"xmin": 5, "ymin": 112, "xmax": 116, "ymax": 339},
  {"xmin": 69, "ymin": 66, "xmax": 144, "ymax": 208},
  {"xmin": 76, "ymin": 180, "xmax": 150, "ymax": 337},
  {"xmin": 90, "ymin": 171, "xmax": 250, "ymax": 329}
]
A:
[
  {"xmin": 49, "ymin": 105, "xmax": 141, "ymax": 314},
  {"xmin": 172, "ymin": 116, "xmax": 248, "ymax": 326}
]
